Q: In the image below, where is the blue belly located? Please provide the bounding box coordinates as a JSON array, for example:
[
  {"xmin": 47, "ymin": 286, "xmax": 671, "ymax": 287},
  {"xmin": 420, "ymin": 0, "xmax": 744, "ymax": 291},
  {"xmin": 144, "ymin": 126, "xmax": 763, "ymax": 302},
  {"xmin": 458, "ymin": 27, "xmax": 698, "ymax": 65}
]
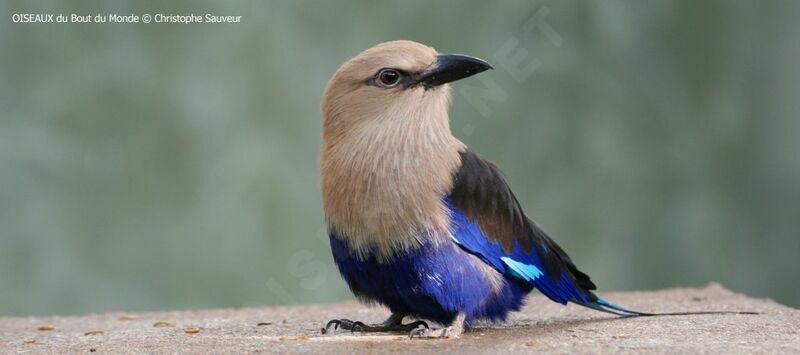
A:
[{"xmin": 329, "ymin": 233, "xmax": 528, "ymax": 326}]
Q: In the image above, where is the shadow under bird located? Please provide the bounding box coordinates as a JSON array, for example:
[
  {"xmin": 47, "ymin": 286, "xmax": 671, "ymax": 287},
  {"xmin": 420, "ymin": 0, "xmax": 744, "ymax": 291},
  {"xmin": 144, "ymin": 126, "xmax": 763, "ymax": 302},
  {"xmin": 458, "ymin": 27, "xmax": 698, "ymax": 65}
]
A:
[{"xmin": 319, "ymin": 40, "xmax": 755, "ymax": 338}]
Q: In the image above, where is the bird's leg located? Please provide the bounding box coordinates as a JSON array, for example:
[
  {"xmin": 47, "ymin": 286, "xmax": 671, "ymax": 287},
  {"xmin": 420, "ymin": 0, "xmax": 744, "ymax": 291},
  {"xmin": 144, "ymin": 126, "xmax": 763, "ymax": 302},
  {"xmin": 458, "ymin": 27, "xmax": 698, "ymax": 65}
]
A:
[
  {"xmin": 324, "ymin": 313, "xmax": 429, "ymax": 333},
  {"xmin": 409, "ymin": 313, "xmax": 465, "ymax": 339}
]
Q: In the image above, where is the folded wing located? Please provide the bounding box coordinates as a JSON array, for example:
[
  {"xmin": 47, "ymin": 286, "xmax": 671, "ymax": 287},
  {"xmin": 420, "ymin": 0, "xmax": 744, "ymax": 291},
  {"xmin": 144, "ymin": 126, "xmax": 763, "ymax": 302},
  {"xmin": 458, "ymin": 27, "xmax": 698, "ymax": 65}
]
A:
[{"xmin": 447, "ymin": 149, "xmax": 598, "ymax": 305}]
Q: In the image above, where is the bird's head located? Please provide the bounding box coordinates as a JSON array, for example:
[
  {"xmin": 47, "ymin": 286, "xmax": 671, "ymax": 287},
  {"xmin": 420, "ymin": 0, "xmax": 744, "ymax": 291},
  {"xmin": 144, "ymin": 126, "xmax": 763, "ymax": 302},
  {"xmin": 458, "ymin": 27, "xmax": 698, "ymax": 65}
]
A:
[
  {"xmin": 321, "ymin": 40, "xmax": 492, "ymax": 142},
  {"xmin": 319, "ymin": 41, "xmax": 491, "ymax": 255}
]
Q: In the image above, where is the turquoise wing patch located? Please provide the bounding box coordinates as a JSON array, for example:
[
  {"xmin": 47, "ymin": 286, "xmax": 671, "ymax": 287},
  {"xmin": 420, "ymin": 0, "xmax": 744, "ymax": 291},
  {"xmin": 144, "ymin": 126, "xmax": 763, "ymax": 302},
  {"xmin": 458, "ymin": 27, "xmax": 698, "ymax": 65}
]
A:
[{"xmin": 501, "ymin": 256, "xmax": 543, "ymax": 281}]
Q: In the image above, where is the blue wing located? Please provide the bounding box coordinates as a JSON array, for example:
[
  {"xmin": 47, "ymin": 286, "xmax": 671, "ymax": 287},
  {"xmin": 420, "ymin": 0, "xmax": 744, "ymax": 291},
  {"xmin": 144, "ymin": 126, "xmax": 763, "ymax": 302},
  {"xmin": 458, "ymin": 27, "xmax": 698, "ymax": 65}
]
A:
[
  {"xmin": 446, "ymin": 197, "xmax": 591, "ymax": 305},
  {"xmin": 448, "ymin": 149, "xmax": 644, "ymax": 316}
]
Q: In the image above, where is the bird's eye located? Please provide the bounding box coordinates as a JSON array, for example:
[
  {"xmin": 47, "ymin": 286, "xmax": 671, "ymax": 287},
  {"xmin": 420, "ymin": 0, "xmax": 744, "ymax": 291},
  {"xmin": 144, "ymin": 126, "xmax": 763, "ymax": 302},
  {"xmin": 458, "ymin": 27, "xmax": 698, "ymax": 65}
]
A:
[{"xmin": 377, "ymin": 69, "xmax": 401, "ymax": 87}]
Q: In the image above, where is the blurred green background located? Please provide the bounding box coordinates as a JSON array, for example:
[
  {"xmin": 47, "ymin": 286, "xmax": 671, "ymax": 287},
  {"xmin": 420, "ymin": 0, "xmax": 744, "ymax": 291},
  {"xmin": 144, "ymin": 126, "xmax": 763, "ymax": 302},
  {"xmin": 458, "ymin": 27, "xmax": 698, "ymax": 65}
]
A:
[{"xmin": 2, "ymin": 0, "xmax": 799, "ymax": 317}]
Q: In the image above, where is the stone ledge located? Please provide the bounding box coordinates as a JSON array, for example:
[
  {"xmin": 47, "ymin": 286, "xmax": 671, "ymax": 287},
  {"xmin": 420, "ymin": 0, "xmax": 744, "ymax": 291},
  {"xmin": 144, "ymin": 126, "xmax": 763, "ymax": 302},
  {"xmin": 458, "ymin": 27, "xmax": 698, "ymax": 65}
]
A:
[{"xmin": 1, "ymin": 283, "xmax": 797, "ymax": 353}]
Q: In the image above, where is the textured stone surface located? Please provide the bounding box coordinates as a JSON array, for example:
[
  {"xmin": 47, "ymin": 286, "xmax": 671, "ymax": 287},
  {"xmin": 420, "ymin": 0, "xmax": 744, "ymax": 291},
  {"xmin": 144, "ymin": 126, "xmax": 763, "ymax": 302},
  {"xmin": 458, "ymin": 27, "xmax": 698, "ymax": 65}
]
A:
[{"xmin": 1, "ymin": 283, "xmax": 797, "ymax": 354}]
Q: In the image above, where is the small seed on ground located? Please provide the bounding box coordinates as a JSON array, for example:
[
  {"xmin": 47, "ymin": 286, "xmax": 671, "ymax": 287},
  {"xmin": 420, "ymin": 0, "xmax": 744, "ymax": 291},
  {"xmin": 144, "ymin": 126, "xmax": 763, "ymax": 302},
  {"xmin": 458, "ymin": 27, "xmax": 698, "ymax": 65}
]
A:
[
  {"xmin": 37, "ymin": 325, "xmax": 54, "ymax": 331},
  {"xmin": 184, "ymin": 327, "xmax": 201, "ymax": 334},
  {"xmin": 153, "ymin": 321, "xmax": 176, "ymax": 328},
  {"xmin": 23, "ymin": 339, "xmax": 38, "ymax": 344},
  {"xmin": 84, "ymin": 330, "xmax": 104, "ymax": 336},
  {"xmin": 118, "ymin": 314, "xmax": 138, "ymax": 321}
]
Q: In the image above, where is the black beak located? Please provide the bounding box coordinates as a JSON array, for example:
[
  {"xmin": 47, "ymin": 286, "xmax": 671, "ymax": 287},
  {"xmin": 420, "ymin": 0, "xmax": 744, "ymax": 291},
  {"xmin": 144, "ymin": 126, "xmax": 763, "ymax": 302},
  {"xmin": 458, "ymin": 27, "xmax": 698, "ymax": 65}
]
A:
[{"xmin": 417, "ymin": 54, "xmax": 493, "ymax": 89}]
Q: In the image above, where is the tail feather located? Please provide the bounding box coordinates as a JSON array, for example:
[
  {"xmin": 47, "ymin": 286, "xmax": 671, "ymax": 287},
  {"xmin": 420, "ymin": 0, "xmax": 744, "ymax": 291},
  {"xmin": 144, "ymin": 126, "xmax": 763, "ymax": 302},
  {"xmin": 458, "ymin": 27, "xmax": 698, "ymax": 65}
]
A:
[
  {"xmin": 581, "ymin": 299, "xmax": 635, "ymax": 317},
  {"xmin": 593, "ymin": 297, "xmax": 654, "ymax": 316},
  {"xmin": 575, "ymin": 296, "xmax": 760, "ymax": 317}
]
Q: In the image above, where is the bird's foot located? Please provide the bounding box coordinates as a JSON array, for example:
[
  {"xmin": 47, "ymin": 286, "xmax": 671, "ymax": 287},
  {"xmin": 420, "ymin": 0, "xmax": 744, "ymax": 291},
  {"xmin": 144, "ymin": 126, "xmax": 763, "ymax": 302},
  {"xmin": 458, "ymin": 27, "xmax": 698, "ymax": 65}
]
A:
[
  {"xmin": 408, "ymin": 313, "xmax": 464, "ymax": 339},
  {"xmin": 408, "ymin": 326, "xmax": 461, "ymax": 339},
  {"xmin": 324, "ymin": 319, "xmax": 360, "ymax": 333},
  {"xmin": 324, "ymin": 318, "xmax": 429, "ymax": 334},
  {"xmin": 408, "ymin": 327, "xmax": 431, "ymax": 339}
]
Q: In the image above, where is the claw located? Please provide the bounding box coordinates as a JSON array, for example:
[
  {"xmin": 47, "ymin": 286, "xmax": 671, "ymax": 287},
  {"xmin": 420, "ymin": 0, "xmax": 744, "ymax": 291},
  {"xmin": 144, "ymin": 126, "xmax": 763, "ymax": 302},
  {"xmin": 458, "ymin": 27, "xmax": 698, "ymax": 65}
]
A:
[
  {"xmin": 408, "ymin": 320, "xmax": 429, "ymax": 329},
  {"xmin": 408, "ymin": 326, "xmax": 431, "ymax": 339},
  {"xmin": 325, "ymin": 319, "xmax": 356, "ymax": 332},
  {"xmin": 440, "ymin": 327, "xmax": 451, "ymax": 338},
  {"xmin": 351, "ymin": 321, "xmax": 366, "ymax": 333},
  {"xmin": 325, "ymin": 316, "xmax": 428, "ymax": 335},
  {"xmin": 324, "ymin": 318, "xmax": 360, "ymax": 333}
]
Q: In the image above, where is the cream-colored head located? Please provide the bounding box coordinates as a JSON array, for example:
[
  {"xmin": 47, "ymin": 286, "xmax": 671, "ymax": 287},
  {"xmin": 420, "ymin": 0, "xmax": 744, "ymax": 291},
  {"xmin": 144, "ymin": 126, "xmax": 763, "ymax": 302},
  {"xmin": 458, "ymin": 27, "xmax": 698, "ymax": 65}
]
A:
[
  {"xmin": 320, "ymin": 40, "xmax": 492, "ymax": 261},
  {"xmin": 322, "ymin": 41, "xmax": 441, "ymax": 145}
]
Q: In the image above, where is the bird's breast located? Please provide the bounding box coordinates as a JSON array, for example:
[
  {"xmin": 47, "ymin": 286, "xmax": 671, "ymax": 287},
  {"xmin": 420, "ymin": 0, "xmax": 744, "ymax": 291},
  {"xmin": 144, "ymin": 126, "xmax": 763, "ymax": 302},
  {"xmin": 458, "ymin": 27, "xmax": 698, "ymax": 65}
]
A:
[{"xmin": 320, "ymin": 126, "xmax": 465, "ymax": 261}]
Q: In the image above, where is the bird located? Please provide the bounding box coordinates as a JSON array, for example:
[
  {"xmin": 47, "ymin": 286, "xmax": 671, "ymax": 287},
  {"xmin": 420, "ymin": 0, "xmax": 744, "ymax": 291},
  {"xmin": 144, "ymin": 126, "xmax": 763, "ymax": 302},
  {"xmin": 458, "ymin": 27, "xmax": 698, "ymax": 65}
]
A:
[{"xmin": 319, "ymin": 40, "xmax": 750, "ymax": 338}]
